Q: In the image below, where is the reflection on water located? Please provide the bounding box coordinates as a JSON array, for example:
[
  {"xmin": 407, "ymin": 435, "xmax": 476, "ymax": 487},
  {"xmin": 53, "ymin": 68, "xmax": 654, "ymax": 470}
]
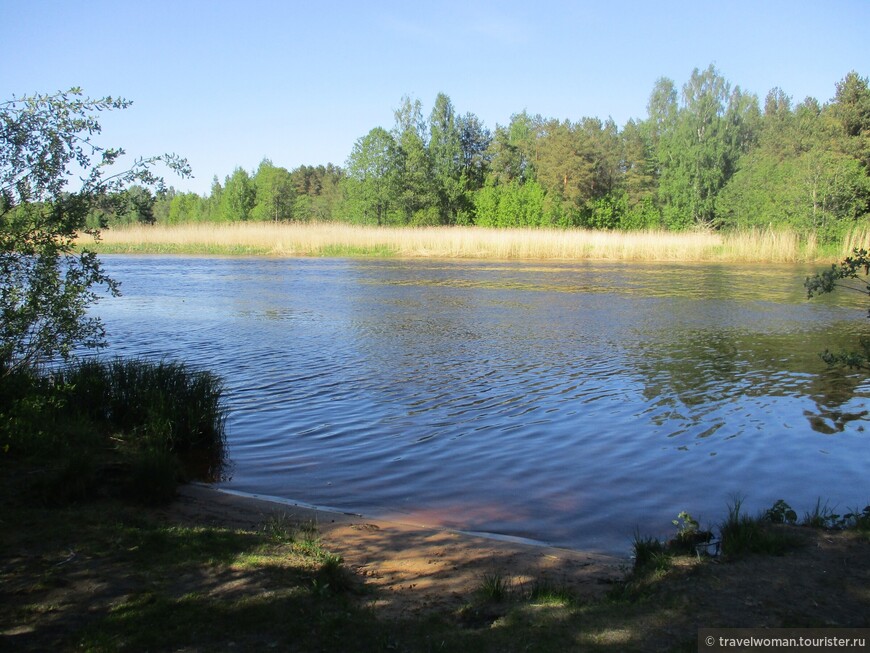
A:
[{"xmin": 92, "ymin": 256, "xmax": 870, "ymax": 553}]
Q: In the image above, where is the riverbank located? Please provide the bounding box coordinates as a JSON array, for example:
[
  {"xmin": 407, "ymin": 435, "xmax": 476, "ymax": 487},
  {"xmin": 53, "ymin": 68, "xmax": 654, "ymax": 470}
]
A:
[
  {"xmin": 83, "ymin": 222, "xmax": 870, "ymax": 262},
  {"xmin": 173, "ymin": 484, "xmax": 624, "ymax": 619},
  {"xmin": 4, "ymin": 475, "xmax": 870, "ymax": 652}
]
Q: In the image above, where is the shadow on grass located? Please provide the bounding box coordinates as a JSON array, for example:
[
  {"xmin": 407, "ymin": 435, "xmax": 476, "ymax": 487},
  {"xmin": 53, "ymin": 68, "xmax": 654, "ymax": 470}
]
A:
[{"xmin": 4, "ymin": 483, "xmax": 870, "ymax": 653}]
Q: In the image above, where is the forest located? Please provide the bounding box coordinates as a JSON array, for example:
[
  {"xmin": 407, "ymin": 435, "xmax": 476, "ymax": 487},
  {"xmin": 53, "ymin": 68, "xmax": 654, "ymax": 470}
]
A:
[{"xmin": 93, "ymin": 65, "xmax": 870, "ymax": 244}]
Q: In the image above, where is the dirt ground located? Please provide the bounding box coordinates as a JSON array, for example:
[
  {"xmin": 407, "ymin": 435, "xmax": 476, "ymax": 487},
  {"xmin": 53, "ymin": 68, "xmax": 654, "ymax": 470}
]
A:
[{"xmin": 167, "ymin": 484, "xmax": 626, "ymax": 619}]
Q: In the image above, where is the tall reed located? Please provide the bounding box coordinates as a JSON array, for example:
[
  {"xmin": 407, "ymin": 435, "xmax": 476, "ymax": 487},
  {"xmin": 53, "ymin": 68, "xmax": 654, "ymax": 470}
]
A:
[
  {"xmin": 85, "ymin": 222, "xmax": 851, "ymax": 263},
  {"xmin": 56, "ymin": 358, "xmax": 227, "ymax": 478},
  {"xmin": 842, "ymin": 224, "xmax": 870, "ymax": 253}
]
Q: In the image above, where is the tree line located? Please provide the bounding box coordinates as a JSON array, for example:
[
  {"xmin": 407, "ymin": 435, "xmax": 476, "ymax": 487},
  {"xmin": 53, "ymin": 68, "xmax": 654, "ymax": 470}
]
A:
[{"xmin": 96, "ymin": 65, "xmax": 870, "ymax": 243}]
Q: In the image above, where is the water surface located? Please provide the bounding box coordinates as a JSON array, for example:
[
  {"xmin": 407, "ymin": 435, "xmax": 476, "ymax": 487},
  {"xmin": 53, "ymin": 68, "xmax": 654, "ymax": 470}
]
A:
[{"xmin": 93, "ymin": 256, "xmax": 870, "ymax": 553}]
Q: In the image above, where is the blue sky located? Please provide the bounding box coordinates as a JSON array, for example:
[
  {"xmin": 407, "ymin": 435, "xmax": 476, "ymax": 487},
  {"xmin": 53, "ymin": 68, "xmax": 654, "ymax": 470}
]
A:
[{"xmin": 3, "ymin": 0, "xmax": 868, "ymax": 195}]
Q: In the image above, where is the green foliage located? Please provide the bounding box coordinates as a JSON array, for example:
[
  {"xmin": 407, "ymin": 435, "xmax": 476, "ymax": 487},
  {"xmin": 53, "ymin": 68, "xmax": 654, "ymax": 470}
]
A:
[
  {"xmin": 472, "ymin": 179, "xmax": 549, "ymax": 227},
  {"xmin": 652, "ymin": 66, "xmax": 753, "ymax": 228},
  {"xmin": 0, "ymin": 88, "xmax": 189, "ymax": 374},
  {"xmin": 619, "ymin": 196, "xmax": 662, "ymax": 230},
  {"xmin": 429, "ymin": 93, "xmax": 464, "ymax": 224},
  {"xmin": 668, "ymin": 510, "xmax": 714, "ymax": 554},
  {"xmin": 96, "ymin": 68, "xmax": 870, "ymax": 237},
  {"xmin": 345, "ymin": 127, "xmax": 401, "ymax": 225},
  {"xmin": 168, "ymin": 191, "xmax": 206, "ymax": 224},
  {"xmin": 805, "ymin": 248, "xmax": 870, "ymax": 370},
  {"xmin": 828, "ymin": 71, "xmax": 870, "ymax": 169},
  {"xmin": 763, "ymin": 499, "xmax": 798, "ymax": 525},
  {"xmin": 251, "ymin": 159, "xmax": 295, "ymax": 222},
  {"xmin": 584, "ymin": 195, "xmax": 624, "ymax": 230},
  {"xmin": 219, "ymin": 167, "xmax": 255, "ymax": 222},
  {"xmin": 842, "ymin": 505, "xmax": 870, "ymax": 531},
  {"xmin": 313, "ymin": 552, "xmax": 355, "ymax": 595},
  {"xmin": 525, "ymin": 580, "xmax": 577, "ymax": 606},
  {"xmin": 124, "ymin": 446, "xmax": 181, "ymax": 505},
  {"xmin": 57, "ymin": 357, "xmax": 227, "ymax": 463},
  {"xmin": 289, "ymin": 164, "xmax": 344, "ymax": 222},
  {"xmin": 772, "ymin": 498, "xmax": 870, "ymax": 531},
  {"xmin": 457, "ymin": 111, "xmax": 492, "ymax": 190},
  {"xmin": 33, "ymin": 449, "xmax": 102, "ymax": 505}
]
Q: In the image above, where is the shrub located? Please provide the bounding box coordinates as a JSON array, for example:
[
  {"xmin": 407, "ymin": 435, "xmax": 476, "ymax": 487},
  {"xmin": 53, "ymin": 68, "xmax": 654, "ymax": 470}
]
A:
[{"xmin": 763, "ymin": 499, "xmax": 798, "ymax": 524}]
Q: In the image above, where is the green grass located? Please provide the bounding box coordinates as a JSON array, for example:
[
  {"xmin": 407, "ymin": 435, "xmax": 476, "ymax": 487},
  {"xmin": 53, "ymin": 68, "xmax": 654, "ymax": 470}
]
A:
[
  {"xmin": 56, "ymin": 357, "xmax": 227, "ymax": 459},
  {"xmin": 478, "ymin": 571, "xmax": 513, "ymax": 602},
  {"xmin": 525, "ymin": 580, "xmax": 579, "ymax": 607},
  {"xmin": 719, "ymin": 497, "xmax": 800, "ymax": 557},
  {"xmin": 318, "ymin": 243, "xmax": 400, "ymax": 257},
  {"xmin": 89, "ymin": 241, "xmax": 278, "ymax": 256},
  {"xmin": 630, "ymin": 531, "xmax": 672, "ymax": 576}
]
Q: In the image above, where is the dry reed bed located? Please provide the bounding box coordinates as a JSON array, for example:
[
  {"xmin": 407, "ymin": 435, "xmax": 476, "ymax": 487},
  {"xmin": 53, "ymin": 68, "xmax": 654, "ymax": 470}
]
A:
[{"xmin": 87, "ymin": 222, "xmax": 870, "ymax": 262}]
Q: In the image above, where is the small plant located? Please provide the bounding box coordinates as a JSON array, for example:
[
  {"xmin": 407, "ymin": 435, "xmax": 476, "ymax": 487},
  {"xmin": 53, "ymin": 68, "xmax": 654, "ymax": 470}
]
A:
[
  {"xmin": 803, "ymin": 498, "xmax": 842, "ymax": 529},
  {"xmin": 672, "ymin": 511, "xmax": 699, "ymax": 535},
  {"xmin": 292, "ymin": 524, "xmax": 327, "ymax": 560},
  {"xmin": 764, "ymin": 499, "xmax": 798, "ymax": 524},
  {"xmin": 842, "ymin": 505, "xmax": 870, "ymax": 532},
  {"xmin": 262, "ymin": 513, "xmax": 297, "ymax": 543},
  {"xmin": 790, "ymin": 498, "xmax": 870, "ymax": 531},
  {"xmin": 669, "ymin": 511, "xmax": 714, "ymax": 554},
  {"xmin": 479, "ymin": 572, "xmax": 512, "ymax": 602},
  {"xmin": 312, "ymin": 552, "xmax": 354, "ymax": 595},
  {"xmin": 526, "ymin": 581, "xmax": 576, "ymax": 606}
]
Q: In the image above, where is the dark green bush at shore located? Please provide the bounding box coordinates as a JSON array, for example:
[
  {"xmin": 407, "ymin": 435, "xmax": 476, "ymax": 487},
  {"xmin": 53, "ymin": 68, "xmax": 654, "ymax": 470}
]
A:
[{"xmin": 1, "ymin": 357, "xmax": 226, "ymax": 504}]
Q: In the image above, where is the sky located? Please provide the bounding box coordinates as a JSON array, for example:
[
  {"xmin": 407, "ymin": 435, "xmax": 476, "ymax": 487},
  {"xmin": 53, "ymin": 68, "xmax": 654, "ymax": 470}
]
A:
[{"xmin": 3, "ymin": 0, "xmax": 868, "ymax": 195}]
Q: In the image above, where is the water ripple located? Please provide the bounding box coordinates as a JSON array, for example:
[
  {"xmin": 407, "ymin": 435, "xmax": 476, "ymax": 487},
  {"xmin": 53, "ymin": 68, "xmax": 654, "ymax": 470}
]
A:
[{"xmin": 92, "ymin": 256, "xmax": 870, "ymax": 553}]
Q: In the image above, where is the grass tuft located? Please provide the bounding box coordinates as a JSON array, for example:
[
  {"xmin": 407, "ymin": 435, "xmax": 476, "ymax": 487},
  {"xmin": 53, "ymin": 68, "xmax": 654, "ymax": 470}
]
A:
[
  {"xmin": 313, "ymin": 552, "xmax": 355, "ymax": 595},
  {"xmin": 630, "ymin": 531, "xmax": 671, "ymax": 576},
  {"xmin": 719, "ymin": 497, "xmax": 799, "ymax": 557},
  {"xmin": 802, "ymin": 498, "xmax": 842, "ymax": 529},
  {"xmin": 525, "ymin": 581, "xmax": 577, "ymax": 606},
  {"xmin": 479, "ymin": 572, "xmax": 512, "ymax": 602}
]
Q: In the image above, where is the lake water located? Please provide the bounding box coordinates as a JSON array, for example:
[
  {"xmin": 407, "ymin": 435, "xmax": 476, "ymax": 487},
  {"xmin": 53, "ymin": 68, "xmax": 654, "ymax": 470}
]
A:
[{"xmin": 92, "ymin": 255, "xmax": 870, "ymax": 553}]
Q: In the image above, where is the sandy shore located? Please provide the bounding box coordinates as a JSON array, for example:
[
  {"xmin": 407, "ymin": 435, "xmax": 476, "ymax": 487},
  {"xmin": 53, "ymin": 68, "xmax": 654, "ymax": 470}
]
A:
[{"xmin": 168, "ymin": 484, "xmax": 627, "ymax": 618}]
